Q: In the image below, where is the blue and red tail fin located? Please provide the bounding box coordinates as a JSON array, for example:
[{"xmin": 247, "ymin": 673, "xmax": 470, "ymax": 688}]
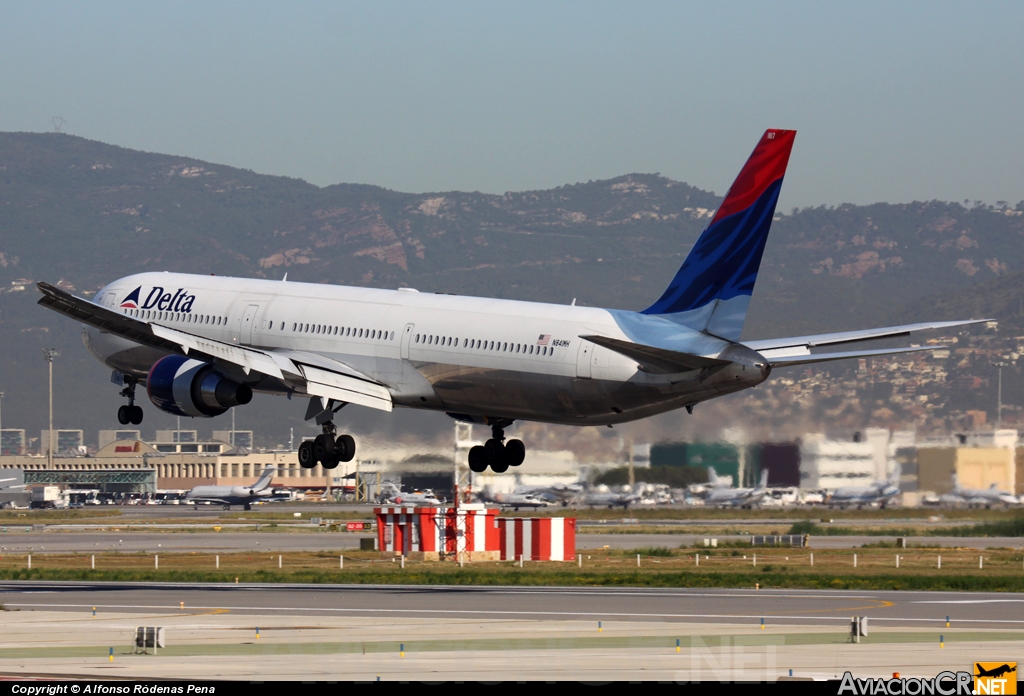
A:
[{"xmin": 642, "ymin": 129, "xmax": 796, "ymax": 341}]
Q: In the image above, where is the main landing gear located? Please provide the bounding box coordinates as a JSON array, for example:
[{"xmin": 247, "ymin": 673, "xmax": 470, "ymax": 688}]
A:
[
  {"xmin": 468, "ymin": 420, "xmax": 525, "ymax": 474},
  {"xmin": 298, "ymin": 420, "xmax": 356, "ymax": 470},
  {"xmin": 117, "ymin": 377, "xmax": 144, "ymax": 425}
]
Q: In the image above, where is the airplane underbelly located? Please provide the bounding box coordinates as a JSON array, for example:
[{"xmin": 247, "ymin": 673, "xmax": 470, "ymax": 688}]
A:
[{"xmin": 415, "ymin": 361, "xmax": 713, "ymax": 425}]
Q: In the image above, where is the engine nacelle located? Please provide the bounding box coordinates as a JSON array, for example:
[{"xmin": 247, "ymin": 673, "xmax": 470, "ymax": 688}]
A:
[{"xmin": 146, "ymin": 356, "xmax": 253, "ymax": 418}]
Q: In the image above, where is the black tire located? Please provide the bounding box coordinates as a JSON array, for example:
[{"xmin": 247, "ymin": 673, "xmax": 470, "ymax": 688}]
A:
[
  {"xmin": 337, "ymin": 434, "xmax": 356, "ymax": 462},
  {"xmin": 505, "ymin": 439, "xmax": 526, "ymax": 466},
  {"xmin": 489, "ymin": 439, "xmax": 510, "ymax": 473},
  {"xmin": 298, "ymin": 440, "xmax": 316, "ymax": 468},
  {"xmin": 468, "ymin": 445, "xmax": 487, "ymax": 473},
  {"xmin": 130, "ymin": 405, "xmax": 144, "ymax": 425},
  {"xmin": 313, "ymin": 433, "xmax": 335, "ymax": 462},
  {"xmin": 321, "ymin": 455, "xmax": 339, "ymax": 470},
  {"xmin": 483, "ymin": 439, "xmax": 502, "ymax": 469},
  {"xmin": 117, "ymin": 405, "xmax": 131, "ymax": 425}
]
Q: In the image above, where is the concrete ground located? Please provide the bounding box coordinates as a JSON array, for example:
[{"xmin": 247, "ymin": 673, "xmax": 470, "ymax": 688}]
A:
[{"xmin": 0, "ymin": 611, "xmax": 1020, "ymax": 681}]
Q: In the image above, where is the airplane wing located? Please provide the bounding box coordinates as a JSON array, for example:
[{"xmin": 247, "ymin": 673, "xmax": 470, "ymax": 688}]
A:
[
  {"xmin": 744, "ymin": 319, "xmax": 990, "ymax": 353},
  {"xmin": 763, "ymin": 345, "xmax": 938, "ymax": 368},
  {"xmin": 580, "ymin": 335, "xmax": 729, "ymax": 373},
  {"xmin": 37, "ymin": 282, "xmax": 393, "ymax": 412}
]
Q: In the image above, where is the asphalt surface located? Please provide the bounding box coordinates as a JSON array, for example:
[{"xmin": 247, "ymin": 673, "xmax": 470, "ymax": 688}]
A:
[
  {"xmin": 0, "ymin": 530, "xmax": 1020, "ymax": 553},
  {"xmin": 1, "ymin": 582, "xmax": 1022, "ymax": 629}
]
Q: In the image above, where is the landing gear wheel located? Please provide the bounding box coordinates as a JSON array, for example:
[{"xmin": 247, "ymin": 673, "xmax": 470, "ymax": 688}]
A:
[
  {"xmin": 505, "ymin": 439, "xmax": 525, "ymax": 466},
  {"xmin": 468, "ymin": 445, "xmax": 487, "ymax": 473},
  {"xmin": 485, "ymin": 439, "xmax": 509, "ymax": 473},
  {"xmin": 313, "ymin": 433, "xmax": 335, "ymax": 462},
  {"xmin": 321, "ymin": 455, "xmax": 339, "ymax": 470},
  {"xmin": 298, "ymin": 440, "xmax": 316, "ymax": 468},
  {"xmin": 336, "ymin": 434, "xmax": 356, "ymax": 462},
  {"xmin": 117, "ymin": 377, "xmax": 142, "ymax": 426}
]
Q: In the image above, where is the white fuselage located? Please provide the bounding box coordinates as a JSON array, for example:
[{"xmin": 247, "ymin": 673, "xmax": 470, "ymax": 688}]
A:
[{"xmin": 84, "ymin": 272, "xmax": 765, "ymax": 426}]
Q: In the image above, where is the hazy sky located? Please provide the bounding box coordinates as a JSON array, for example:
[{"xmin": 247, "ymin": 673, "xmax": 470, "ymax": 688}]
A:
[{"xmin": 2, "ymin": 1, "xmax": 1022, "ymax": 210}]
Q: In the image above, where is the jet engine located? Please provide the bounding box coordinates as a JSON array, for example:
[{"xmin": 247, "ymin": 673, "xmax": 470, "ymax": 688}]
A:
[{"xmin": 146, "ymin": 355, "xmax": 252, "ymax": 418}]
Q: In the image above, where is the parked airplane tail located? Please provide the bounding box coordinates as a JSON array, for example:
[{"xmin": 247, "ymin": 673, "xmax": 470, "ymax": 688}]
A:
[
  {"xmin": 757, "ymin": 468, "xmax": 769, "ymax": 489},
  {"xmin": 642, "ymin": 129, "xmax": 796, "ymax": 341},
  {"xmin": 888, "ymin": 463, "xmax": 902, "ymax": 485},
  {"xmin": 253, "ymin": 466, "xmax": 276, "ymax": 491}
]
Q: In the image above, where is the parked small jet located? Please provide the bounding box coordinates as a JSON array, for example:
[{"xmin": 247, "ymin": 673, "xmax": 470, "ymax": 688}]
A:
[
  {"xmin": 480, "ymin": 489, "xmax": 551, "ymax": 511},
  {"xmin": 582, "ymin": 486, "xmax": 640, "ymax": 509},
  {"xmin": 705, "ymin": 470, "xmax": 769, "ymax": 508},
  {"xmin": 828, "ymin": 465, "xmax": 901, "ymax": 509},
  {"xmin": 379, "ymin": 482, "xmax": 444, "ymax": 506},
  {"xmin": 186, "ymin": 465, "xmax": 278, "ymax": 510},
  {"xmin": 939, "ymin": 475, "xmax": 1019, "ymax": 508}
]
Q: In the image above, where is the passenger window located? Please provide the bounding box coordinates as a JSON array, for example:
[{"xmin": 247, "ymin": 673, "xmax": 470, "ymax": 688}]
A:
[{"xmin": 415, "ymin": 334, "xmax": 420, "ymax": 343}]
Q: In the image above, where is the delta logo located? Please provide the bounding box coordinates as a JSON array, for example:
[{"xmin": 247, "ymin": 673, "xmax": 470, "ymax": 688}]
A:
[
  {"xmin": 974, "ymin": 662, "xmax": 1017, "ymax": 695},
  {"xmin": 121, "ymin": 286, "xmax": 196, "ymax": 313}
]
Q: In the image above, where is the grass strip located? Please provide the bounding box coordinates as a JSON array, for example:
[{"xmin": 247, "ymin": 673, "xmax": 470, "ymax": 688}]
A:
[{"xmin": 3, "ymin": 567, "xmax": 1024, "ymax": 592}]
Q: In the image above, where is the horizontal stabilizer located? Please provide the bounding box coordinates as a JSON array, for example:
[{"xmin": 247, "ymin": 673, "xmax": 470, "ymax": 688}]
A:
[
  {"xmin": 765, "ymin": 345, "xmax": 938, "ymax": 368},
  {"xmin": 581, "ymin": 335, "xmax": 729, "ymax": 374},
  {"xmin": 745, "ymin": 319, "xmax": 990, "ymax": 353}
]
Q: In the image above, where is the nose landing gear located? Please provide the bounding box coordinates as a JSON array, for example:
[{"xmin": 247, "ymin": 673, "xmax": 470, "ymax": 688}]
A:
[
  {"xmin": 468, "ymin": 420, "xmax": 525, "ymax": 473},
  {"xmin": 116, "ymin": 377, "xmax": 144, "ymax": 425}
]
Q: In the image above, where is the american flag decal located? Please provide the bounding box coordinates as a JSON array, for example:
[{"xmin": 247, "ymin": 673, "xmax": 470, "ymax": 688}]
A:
[{"xmin": 537, "ymin": 334, "xmax": 551, "ymax": 346}]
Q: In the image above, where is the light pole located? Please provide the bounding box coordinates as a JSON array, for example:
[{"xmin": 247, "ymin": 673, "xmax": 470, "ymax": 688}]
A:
[
  {"xmin": 0, "ymin": 391, "xmax": 5, "ymax": 455},
  {"xmin": 42, "ymin": 349, "xmax": 59, "ymax": 468},
  {"xmin": 991, "ymin": 361, "xmax": 1007, "ymax": 430}
]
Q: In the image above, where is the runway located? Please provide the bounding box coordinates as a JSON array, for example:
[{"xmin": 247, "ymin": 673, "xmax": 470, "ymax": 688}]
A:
[
  {"xmin": 1, "ymin": 583, "xmax": 1022, "ymax": 679},
  {"xmin": 2, "ymin": 582, "xmax": 1022, "ymax": 628},
  {"xmin": 0, "ymin": 530, "xmax": 1020, "ymax": 553}
]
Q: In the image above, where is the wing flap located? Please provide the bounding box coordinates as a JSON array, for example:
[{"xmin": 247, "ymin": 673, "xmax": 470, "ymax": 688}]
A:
[
  {"xmin": 581, "ymin": 334, "xmax": 729, "ymax": 374},
  {"xmin": 299, "ymin": 364, "xmax": 393, "ymax": 412},
  {"xmin": 149, "ymin": 324, "xmax": 287, "ymax": 379},
  {"xmin": 746, "ymin": 319, "xmax": 989, "ymax": 352}
]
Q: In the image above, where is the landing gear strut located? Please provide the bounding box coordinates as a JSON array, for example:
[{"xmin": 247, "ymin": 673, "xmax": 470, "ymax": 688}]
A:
[
  {"xmin": 117, "ymin": 377, "xmax": 144, "ymax": 425},
  {"xmin": 299, "ymin": 419, "xmax": 356, "ymax": 470},
  {"xmin": 468, "ymin": 420, "xmax": 525, "ymax": 473}
]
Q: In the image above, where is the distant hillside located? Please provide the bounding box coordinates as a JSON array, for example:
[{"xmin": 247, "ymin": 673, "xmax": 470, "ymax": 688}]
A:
[{"xmin": 1, "ymin": 132, "xmax": 1021, "ymax": 446}]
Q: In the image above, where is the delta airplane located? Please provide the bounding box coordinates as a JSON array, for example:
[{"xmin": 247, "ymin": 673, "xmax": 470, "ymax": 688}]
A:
[{"xmin": 38, "ymin": 130, "xmax": 983, "ymax": 474}]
